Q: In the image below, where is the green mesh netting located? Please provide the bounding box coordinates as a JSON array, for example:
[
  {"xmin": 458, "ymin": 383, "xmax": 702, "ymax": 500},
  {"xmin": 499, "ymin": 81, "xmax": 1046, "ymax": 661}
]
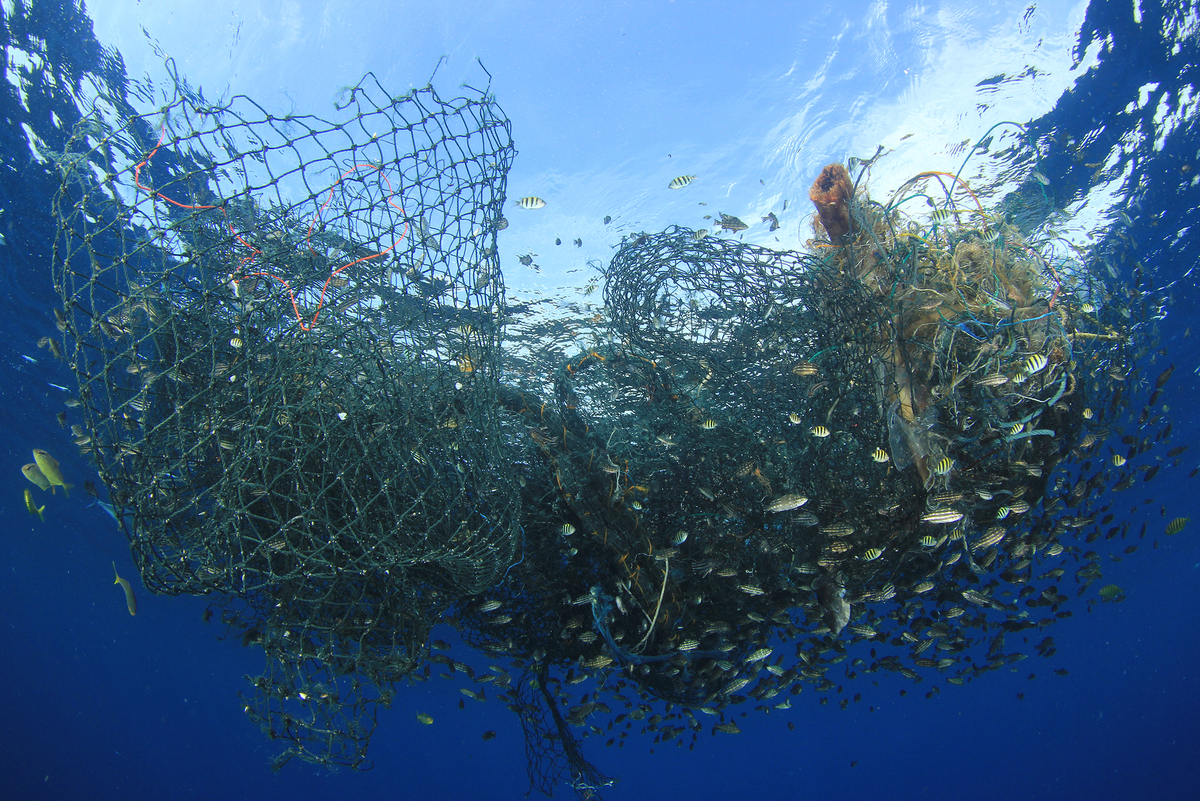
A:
[
  {"xmin": 46, "ymin": 66, "xmax": 1154, "ymax": 798},
  {"xmin": 51, "ymin": 71, "xmax": 518, "ymax": 769}
]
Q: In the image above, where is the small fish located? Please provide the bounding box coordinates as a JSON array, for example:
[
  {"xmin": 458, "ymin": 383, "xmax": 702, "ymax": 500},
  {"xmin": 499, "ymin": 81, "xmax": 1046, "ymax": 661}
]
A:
[
  {"xmin": 792, "ymin": 361, "xmax": 819, "ymax": 377},
  {"xmin": 921, "ymin": 509, "xmax": 964, "ymax": 525},
  {"xmin": 713, "ymin": 721, "xmax": 742, "ymax": 734},
  {"xmin": 668, "ymin": 175, "xmax": 696, "ymax": 190},
  {"xmin": 1111, "ymin": 454, "xmax": 1127, "ymax": 467},
  {"xmin": 692, "ymin": 228, "xmax": 708, "ymax": 240},
  {"xmin": 1155, "ymin": 364, "xmax": 1175, "ymax": 389},
  {"xmin": 560, "ymin": 523, "xmax": 576, "ymax": 537},
  {"xmin": 481, "ymin": 730, "xmax": 497, "ymax": 741},
  {"xmin": 810, "ymin": 425, "xmax": 830, "ymax": 438},
  {"xmin": 672, "ymin": 530, "xmax": 689, "ymax": 545},
  {"xmin": 515, "ymin": 196, "xmax": 546, "ymax": 209},
  {"xmin": 416, "ymin": 712, "xmax": 434, "ymax": 725},
  {"xmin": 555, "ymin": 237, "xmax": 562, "ymax": 246},
  {"xmin": 716, "ymin": 213, "xmax": 748, "ymax": 232},
  {"xmin": 90, "ymin": 500, "xmax": 119, "ymax": 522},
  {"xmin": 860, "ymin": 547, "xmax": 883, "ymax": 561},
  {"xmin": 1082, "ymin": 408, "xmax": 1094, "ymax": 419},
  {"xmin": 931, "ymin": 457, "xmax": 954, "ymax": 476},
  {"xmin": 930, "ymin": 208, "xmax": 956, "ymax": 223},
  {"xmin": 479, "ymin": 600, "xmax": 503, "ymax": 613},
  {"xmin": 1031, "ymin": 170, "xmax": 1050, "ymax": 186},
  {"xmin": 918, "ymin": 536, "xmax": 938, "ymax": 548},
  {"xmin": 1081, "ymin": 302, "xmax": 1096, "ymax": 313},
  {"xmin": 495, "ymin": 216, "xmax": 509, "ymax": 230},
  {"xmin": 788, "ymin": 412, "xmax": 802, "ymax": 424},
  {"xmin": 1097, "ymin": 584, "xmax": 1125, "ymax": 602},
  {"xmin": 24, "ymin": 489, "xmax": 44, "ymax": 522},
  {"xmin": 996, "ymin": 506, "xmax": 1012, "ymax": 520},
  {"xmin": 1023, "ymin": 354, "xmax": 1048, "ymax": 375},
  {"xmin": 913, "ymin": 580, "xmax": 935, "ymax": 593},
  {"xmin": 766, "ymin": 493, "xmax": 809, "ymax": 513},
  {"xmin": 22, "ymin": 463, "xmax": 51, "ymax": 491},
  {"xmin": 32, "ymin": 450, "xmax": 70, "ymax": 497},
  {"xmin": 747, "ymin": 647, "xmax": 772, "ymax": 663},
  {"xmin": 603, "ymin": 215, "xmax": 612, "ymax": 225},
  {"xmin": 573, "ymin": 238, "xmax": 582, "ymax": 247},
  {"xmin": 976, "ymin": 374, "xmax": 1009, "ymax": 387},
  {"xmin": 762, "ymin": 212, "xmax": 780, "ymax": 231},
  {"xmin": 112, "ymin": 562, "xmax": 136, "ymax": 615},
  {"xmin": 1165, "ymin": 517, "xmax": 1189, "ymax": 535},
  {"xmin": 871, "ymin": 448, "xmax": 889, "ymax": 463},
  {"xmin": 821, "ymin": 522, "xmax": 855, "ymax": 538},
  {"xmin": 701, "ymin": 419, "xmax": 717, "ymax": 430},
  {"xmin": 973, "ymin": 527, "xmax": 1006, "ymax": 551}
]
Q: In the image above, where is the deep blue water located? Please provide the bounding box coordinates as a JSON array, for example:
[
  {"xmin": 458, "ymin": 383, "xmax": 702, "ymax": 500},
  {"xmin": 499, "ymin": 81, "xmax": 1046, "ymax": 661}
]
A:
[{"xmin": 0, "ymin": 1, "xmax": 1198, "ymax": 800}]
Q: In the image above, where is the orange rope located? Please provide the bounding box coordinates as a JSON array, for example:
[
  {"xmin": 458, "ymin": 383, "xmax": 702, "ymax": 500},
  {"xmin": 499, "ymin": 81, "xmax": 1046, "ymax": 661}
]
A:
[{"xmin": 134, "ymin": 125, "xmax": 409, "ymax": 331}]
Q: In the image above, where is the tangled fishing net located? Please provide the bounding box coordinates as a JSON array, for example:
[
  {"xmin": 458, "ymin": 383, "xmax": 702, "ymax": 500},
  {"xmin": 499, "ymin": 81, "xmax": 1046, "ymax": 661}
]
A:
[
  {"xmin": 51, "ymin": 70, "xmax": 518, "ymax": 769},
  {"xmin": 48, "ymin": 66, "xmax": 1156, "ymax": 798}
]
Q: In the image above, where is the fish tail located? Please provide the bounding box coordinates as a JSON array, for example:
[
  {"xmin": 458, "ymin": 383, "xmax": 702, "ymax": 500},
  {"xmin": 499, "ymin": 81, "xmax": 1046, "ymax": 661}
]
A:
[
  {"xmin": 62, "ymin": 483, "xmax": 72, "ymax": 499},
  {"xmin": 36, "ymin": 505, "xmax": 44, "ymax": 523}
]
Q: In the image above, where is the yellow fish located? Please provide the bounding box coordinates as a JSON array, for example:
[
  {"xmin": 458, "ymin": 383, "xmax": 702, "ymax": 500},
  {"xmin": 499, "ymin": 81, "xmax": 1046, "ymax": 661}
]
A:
[
  {"xmin": 24, "ymin": 489, "xmax": 44, "ymax": 522},
  {"xmin": 112, "ymin": 562, "xmax": 137, "ymax": 616},
  {"xmin": 32, "ymin": 449, "xmax": 71, "ymax": 497},
  {"xmin": 416, "ymin": 712, "xmax": 434, "ymax": 725},
  {"xmin": 21, "ymin": 462, "xmax": 51, "ymax": 491}
]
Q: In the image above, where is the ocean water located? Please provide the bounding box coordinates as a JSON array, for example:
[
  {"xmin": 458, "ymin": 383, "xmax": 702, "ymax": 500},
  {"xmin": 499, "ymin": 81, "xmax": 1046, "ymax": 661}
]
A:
[{"xmin": 0, "ymin": 1, "xmax": 1196, "ymax": 800}]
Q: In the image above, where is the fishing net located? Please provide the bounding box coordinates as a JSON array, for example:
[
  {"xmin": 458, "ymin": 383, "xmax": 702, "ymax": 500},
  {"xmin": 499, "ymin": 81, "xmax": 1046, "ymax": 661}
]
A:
[
  {"xmin": 45, "ymin": 58, "xmax": 1153, "ymax": 797},
  {"xmin": 458, "ymin": 161, "xmax": 1136, "ymax": 771},
  {"xmin": 50, "ymin": 70, "xmax": 519, "ymax": 769}
]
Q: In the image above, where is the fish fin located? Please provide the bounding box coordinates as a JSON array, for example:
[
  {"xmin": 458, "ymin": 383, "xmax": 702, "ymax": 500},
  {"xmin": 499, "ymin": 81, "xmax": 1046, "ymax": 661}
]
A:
[
  {"xmin": 62, "ymin": 483, "xmax": 72, "ymax": 499},
  {"xmin": 36, "ymin": 505, "xmax": 44, "ymax": 523}
]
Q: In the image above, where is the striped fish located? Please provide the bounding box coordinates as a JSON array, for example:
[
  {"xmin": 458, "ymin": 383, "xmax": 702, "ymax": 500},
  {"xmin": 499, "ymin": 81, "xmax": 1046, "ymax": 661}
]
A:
[
  {"xmin": 747, "ymin": 647, "xmax": 772, "ymax": 663},
  {"xmin": 921, "ymin": 509, "xmax": 964, "ymax": 524},
  {"xmin": 515, "ymin": 196, "xmax": 546, "ymax": 209},
  {"xmin": 1023, "ymin": 353, "xmax": 1048, "ymax": 374},
  {"xmin": 972, "ymin": 526, "xmax": 1006, "ymax": 551},
  {"xmin": 668, "ymin": 174, "xmax": 697, "ymax": 189},
  {"xmin": 794, "ymin": 511, "xmax": 820, "ymax": 526},
  {"xmin": 766, "ymin": 493, "xmax": 809, "ymax": 513}
]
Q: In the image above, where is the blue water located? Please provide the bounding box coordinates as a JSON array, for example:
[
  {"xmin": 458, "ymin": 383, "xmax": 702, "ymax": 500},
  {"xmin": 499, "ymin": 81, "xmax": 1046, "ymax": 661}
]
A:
[{"xmin": 1, "ymin": 1, "xmax": 1197, "ymax": 799}]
